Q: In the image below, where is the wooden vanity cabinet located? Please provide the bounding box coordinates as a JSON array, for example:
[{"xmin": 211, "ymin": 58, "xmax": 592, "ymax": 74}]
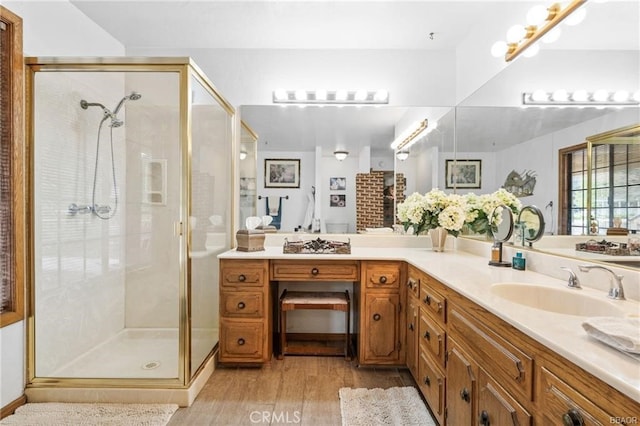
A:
[
  {"xmin": 219, "ymin": 259, "xmax": 271, "ymax": 363},
  {"xmin": 359, "ymin": 261, "xmax": 404, "ymax": 365},
  {"xmin": 405, "ymin": 265, "xmax": 421, "ymax": 378}
]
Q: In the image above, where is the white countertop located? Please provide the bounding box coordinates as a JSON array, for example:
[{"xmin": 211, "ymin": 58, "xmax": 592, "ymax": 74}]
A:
[{"xmin": 220, "ymin": 246, "xmax": 640, "ymax": 403}]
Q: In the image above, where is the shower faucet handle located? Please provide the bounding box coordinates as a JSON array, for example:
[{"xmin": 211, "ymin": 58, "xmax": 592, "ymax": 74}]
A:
[{"xmin": 68, "ymin": 203, "xmax": 92, "ymax": 215}]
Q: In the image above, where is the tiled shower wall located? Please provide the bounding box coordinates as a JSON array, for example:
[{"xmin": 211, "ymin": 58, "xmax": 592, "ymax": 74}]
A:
[{"xmin": 34, "ymin": 72, "xmax": 127, "ymax": 376}]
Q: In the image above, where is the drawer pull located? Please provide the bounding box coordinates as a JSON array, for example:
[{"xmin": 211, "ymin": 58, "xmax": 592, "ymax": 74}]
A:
[
  {"xmin": 373, "ymin": 313, "xmax": 381, "ymax": 321},
  {"xmin": 479, "ymin": 410, "xmax": 490, "ymax": 426},
  {"xmin": 238, "ymin": 274, "xmax": 246, "ymax": 282},
  {"xmin": 407, "ymin": 279, "xmax": 414, "ymax": 289},
  {"xmin": 424, "ymin": 376, "xmax": 430, "ymax": 386},
  {"xmin": 237, "ymin": 301, "xmax": 246, "ymax": 309},
  {"xmin": 311, "ymin": 267, "xmax": 319, "ymax": 276},
  {"xmin": 237, "ymin": 338, "xmax": 245, "ymax": 346},
  {"xmin": 424, "ymin": 330, "xmax": 431, "ymax": 340},
  {"xmin": 379, "ymin": 275, "xmax": 387, "ymax": 284},
  {"xmin": 424, "ymin": 295, "xmax": 431, "ymax": 305},
  {"xmin": 460, "ymin": 388, "xmax": 470, "ymax": 403},
  {"xmin": 562, "ymin": 409, "xmax": 584, "ymax": 426}
]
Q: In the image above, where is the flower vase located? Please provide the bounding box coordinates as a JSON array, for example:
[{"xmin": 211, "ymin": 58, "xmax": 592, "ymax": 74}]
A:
[{"xmin": 429, "ymin": 227, "xmax": 448, "ymax": 252}]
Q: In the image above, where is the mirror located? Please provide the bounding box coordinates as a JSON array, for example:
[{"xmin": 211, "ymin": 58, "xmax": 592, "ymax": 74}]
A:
[
  {"xmin": 517, "ymin": 206, "xmax": 545, "ymax": 247},
  {"xmin": 489, "ymin": 205, "xmax": 514, "ymax": 267}
]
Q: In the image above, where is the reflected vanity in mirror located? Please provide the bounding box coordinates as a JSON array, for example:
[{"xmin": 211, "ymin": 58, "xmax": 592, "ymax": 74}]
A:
[{"xmin": 489, "ymin": 205, "xmax": 514, "ymax": 267}]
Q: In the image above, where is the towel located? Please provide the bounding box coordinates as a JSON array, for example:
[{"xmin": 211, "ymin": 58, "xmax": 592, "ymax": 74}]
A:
[
  {"xmin": 267, "ymin": 196, "xmax": 280, "ymax": 216},
  {"xmin": 582, "ymin": 317, "xmax": 640, "ymax": 359}
]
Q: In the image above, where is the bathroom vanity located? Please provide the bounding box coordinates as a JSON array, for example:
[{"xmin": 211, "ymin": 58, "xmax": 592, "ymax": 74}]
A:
[{"xmin": 218, "ymin": 245, "xmax": 640, "ymax": 425}]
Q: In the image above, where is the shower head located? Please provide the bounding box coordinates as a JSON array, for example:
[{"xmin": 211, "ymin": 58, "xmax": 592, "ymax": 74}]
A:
[
  {"xmin": 110, "ymin": 118, "xmax": 124, "ymax": 128},
  {"xmin": 113, "ymin": 91, "xmax": 142, "ymax": 115}
]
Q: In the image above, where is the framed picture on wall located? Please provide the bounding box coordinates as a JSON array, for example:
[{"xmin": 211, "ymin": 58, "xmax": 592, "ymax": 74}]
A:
[
  {"xmin": 264, "ymin": 158, "xmax": 300, "ymax": 188},
  {"xmin": 445, "ymin": 159, "xmax": 482, "ymax": 189},
  {"xmin": 329, "ymin": 177, "xmax": 346, "ymax": 191},
  {"xmin": 330, "ymin": 194, "xmax": 346, "ymax": 207}
]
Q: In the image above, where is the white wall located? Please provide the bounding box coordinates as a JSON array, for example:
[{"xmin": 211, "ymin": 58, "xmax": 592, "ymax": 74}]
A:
[
  {"xmin": 126, "ymin": 48, "xmax": 457, "ymax": 108},
  {"xmin": 0, "ymin": 0, "xmax": 124, "ymax": 409}
]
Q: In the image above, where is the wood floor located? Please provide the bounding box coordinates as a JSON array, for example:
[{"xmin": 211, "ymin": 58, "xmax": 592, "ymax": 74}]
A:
[{"xmin": 168, "ymin": 356, "xmax": 419, "ymax": 425}]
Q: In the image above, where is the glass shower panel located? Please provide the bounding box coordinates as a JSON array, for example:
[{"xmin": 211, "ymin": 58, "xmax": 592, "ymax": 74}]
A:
[
  {"xmin": 189, "ymin": 75, "xmax": 231, "ymax": 376},
  {"xmin": 239, "ymin": 122, "xmax": 258, "ymax": 227},
  {"xmin": 33, "ymin": 70, "xmax": 181, "ymax": 379}
]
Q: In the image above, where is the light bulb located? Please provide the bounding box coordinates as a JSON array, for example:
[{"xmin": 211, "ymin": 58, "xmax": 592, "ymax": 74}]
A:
[
  {"xmin": 354, "ymin": 89, "xmax": 367, "ymax": 101},
  {"xmin": 239, "ymin": 151, "xmax": 247, "ymax": 160},
  {"xmin": 506, "ymin": 25, "xmax": 527, "ymax": 43},
  {"xmin": 592, "ymin": 89, "xmax": 610, "ymax": 102},
  {"xmin": 571, "ymin": 90, "xmax": 589, "ymax": 102},
  {"xmin": 335, "ymin": 89, "xmax": 348, "ymax": 101},
  {"xmin": 541, "ymin": 27, "xmax": 562, "ymax": 43},
  {"xmin": 612, "ymin": 90, "xmax": 630, "ymax": 102},
  {"xmin": 491, "ymin": 41, "xmax": 509, "ymax": 57},
  {"xmin": 551, "ymin": 89, "xmax": 569, "ymax": 102},
  {"xmin": 526, "ymin": 5, "xmax": 550, "ymax": 26},
  {"xmin": 274, "ymin": 88, "xmax": 287, "ymax": 101},
  {"xmin": 294, "ymin": 89, "xmax": 307, "ymax": 101},
  {"xmin": 531, "ymin": 90, "xmax": 549, "ymax": 102},
  {"xmin": 374, "ymin": 89, "xmax": 388, "ymax": 102},
  {"xmin": 632, "ymin": 91, "xmax": 640, "ymax": 102},
  {"xmin": 564, "ymin": 7, "xmax": 586, "ymax": 26}
]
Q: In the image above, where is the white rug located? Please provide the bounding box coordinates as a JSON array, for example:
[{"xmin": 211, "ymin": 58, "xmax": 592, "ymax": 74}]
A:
[
  {"xmin": 0, "ymin": 403, "xmax": 178, "ymax": 426},
  {"xmin": 339, "ymin": 387, "xmax": 436, "ymax": 426}
]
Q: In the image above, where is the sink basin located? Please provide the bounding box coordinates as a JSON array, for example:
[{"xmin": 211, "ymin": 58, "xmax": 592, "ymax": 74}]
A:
[{"xmin": 490, "ymin": 283, "xmax": 626, "ymax": 317}]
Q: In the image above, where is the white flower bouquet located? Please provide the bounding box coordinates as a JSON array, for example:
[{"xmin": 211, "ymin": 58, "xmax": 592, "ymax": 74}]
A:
[
  {"xmin": 464, "ymin": 188, "xmax": 522, "ymax": 236},
  {"xmin": 396, "ymin": 189, "xmax": 468, "ymax": 237}
]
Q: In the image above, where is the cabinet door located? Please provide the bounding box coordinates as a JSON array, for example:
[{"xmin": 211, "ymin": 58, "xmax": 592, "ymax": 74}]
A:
[
  {"xmin": 477, "ymin": 369, "xmax": 532, "ymax": 426},
  {"xmin": 446, "ymin": 340, "xmax": 476, "ymax": 426},
  {"xmin": 539, "ymin": 367, "xmax": 613, "ymax": 425},
  {"xmin": 406, "ymin": 295, "xmax": 419, "ymax": 378},
  {"xmin": 361, "ymin": 293, "xmax": 401, "ymax": 363},
  {"xmin": 418, "ymin": 350, "xmax": 445, "ymax": 425}
]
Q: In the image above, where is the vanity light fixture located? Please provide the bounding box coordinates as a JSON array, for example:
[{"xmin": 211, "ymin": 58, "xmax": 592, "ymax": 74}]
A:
[
  {"xmin": 390, "ymin": 119, "xmax": 437, "ymax": 151},
  {"xmin": 273, "ymin": 89, "xmax": 389, "ymax": 105},
  {"xmin": 492, "ymin": 0, "xmax": 587, "ymax": 62},
  {"xmin": 396, "ymin": 150, "xmax": 410, "ymax": 161},
  {"xmin": 334, "ymin": 151, "xmax": 349, "ymax": 161},
  {"xmin": 522, "ymin": 90, "xmax": 640, "ymax": 107}
]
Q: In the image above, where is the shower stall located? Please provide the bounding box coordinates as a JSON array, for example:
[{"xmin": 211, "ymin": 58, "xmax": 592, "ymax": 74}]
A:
[{"xmin": 25, "ymin": 58, "xmax": 234, "ymax": 405}]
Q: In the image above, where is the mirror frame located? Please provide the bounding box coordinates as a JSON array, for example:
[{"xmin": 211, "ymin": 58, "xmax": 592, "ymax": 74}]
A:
[{"xmin": 517, "ymin": 205, "xmax": 545, "ymax": 246}]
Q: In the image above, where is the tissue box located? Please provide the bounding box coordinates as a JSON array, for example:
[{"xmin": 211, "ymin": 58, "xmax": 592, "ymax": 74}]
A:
[
  {"xmin": 236, "ymin": 229, "xmax": 265, "ymax": 252},
  {"xmin": 257, "ymin": 225, "xmax": 277, "ymax": 233}
]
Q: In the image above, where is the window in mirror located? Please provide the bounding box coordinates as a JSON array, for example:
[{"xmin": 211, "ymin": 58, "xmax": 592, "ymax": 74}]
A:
[{"xmin": 562, "ymin": 143, "xmax": 640, "ymax": 235}]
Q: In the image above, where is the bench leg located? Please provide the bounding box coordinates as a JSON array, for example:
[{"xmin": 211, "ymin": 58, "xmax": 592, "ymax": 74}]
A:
[{"xmin": 279, "ymin": 307, "xmax": 286, "ymax": 360}]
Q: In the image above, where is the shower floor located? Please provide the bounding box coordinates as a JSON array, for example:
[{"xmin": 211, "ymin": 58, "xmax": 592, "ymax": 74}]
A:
[{"xmin": 50, "ymin": 328, "xmax": 218, "ymax": 379}]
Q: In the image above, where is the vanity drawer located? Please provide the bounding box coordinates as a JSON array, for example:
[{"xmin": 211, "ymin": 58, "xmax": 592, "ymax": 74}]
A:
[
  {"xmin": 450, "ymin": 308, "xmax": 533, "ymax": 401},
  {"xmin": 220, "ymin": 291, "xmax": 264, "ymax": 318},
  {"xmin": 271, "ymin": 260, "xmax": 359, "ymax": 281},
  {"xmin": 418, "ymin": 350, "xmax": 445, "ymax": 426},
  {"xmin": 419, "ymin": 281, "xmax": 446, "ymax": 324},
  {"xmin": 418, "ymin": 309, "xmax": 446, "ymax": 367},
  {"xmin": 221, "ymin": 259, "xmax": 267, "ymax": 288},
  {"xmin": 219, "ymin": 320, "xmax": 266, "ymax": 362},
  {"xmin": 538, "ymin": 367, "xmax": 613, "ymax": 425},
  {"xmin": 364, "ymin": 261, "xmax": 401, "ymax": 290}
]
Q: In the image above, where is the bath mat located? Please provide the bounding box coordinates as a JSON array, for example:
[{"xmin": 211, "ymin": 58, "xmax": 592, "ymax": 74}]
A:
[
  {"xmin": 0, "ymin": 402, "xmax": 178, "ymax": 426},
  {"xmin": 339, "ymin": 387, "xmax": 436, "ymax": 426}
]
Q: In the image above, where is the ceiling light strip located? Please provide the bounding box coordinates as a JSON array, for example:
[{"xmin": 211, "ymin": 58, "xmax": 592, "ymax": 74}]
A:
[
  {"xmin": 390, "ymin": 119, "xmax": 428, "ymax": 150},
  {"xmin": 505, "ymin": 0, "xmax": 586, "ymax": 62},
  {"xmin": 522, "ymin": 91, "xmax": 640, "ymax": 107},
  {"xmin": 273, "ymin": 89, "xmax": 389, "ymax": 105}
]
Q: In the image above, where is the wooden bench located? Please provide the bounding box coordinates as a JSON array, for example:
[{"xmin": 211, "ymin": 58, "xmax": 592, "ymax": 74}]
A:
[{"xmin": 279, "ymin": 290, "xmax": 350, "ymax": 359}]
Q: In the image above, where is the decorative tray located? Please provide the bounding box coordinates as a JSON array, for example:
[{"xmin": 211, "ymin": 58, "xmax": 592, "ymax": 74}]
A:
[
  {"xmin": 283, "ymin": 237, "xmax": 351, "ymax": 254},
  {"xmin": 575, "ymin": 239, "xmax": 637, "ymax": 256}
]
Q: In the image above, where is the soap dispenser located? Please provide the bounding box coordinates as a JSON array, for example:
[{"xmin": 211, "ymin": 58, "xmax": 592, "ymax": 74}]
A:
[{"xmin": 512, "ymin": 252, "xmax": 526, "ymax": 270}]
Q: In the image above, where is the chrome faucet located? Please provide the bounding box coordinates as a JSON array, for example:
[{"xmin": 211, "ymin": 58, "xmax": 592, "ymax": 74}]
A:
[
  {"xmin": 578, "ymin": 265, "xmax": 625, "ymax": 300},
  {"xmin": 560, "ymin": 267, "xmax": 581, "ymax": 289}
]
